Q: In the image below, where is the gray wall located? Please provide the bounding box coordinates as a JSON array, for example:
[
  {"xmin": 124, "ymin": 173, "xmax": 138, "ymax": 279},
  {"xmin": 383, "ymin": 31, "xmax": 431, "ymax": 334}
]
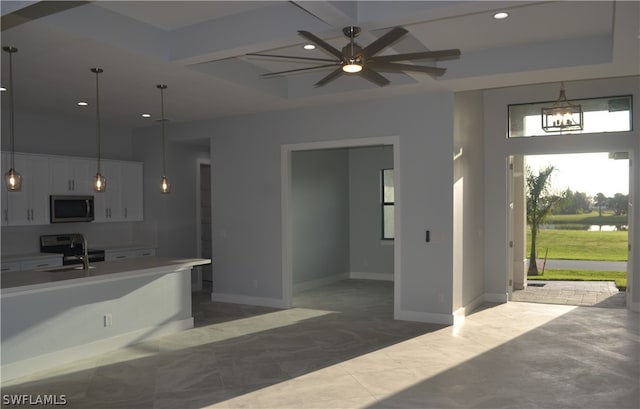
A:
[
  {"xmin": 292, "ymin": 149, "xmax": 350, "ymax": 285},
  {"xmin": 1, "ymin": 109, "xmax": 133, "ymax": 160},
  {"xmin": 453, "ymin": 91, "xmax": 485, "ymax": 312},
  {"xmin": 130, "ymin": 129, "xmax": 210, "ymax": 259},
  {"xmin": 193, "ymin": 91, "xmax": 455, "ymax": 321},
  {"xmin": 349, "ymin": 146, "xmax": 394, "ymax": 277}
]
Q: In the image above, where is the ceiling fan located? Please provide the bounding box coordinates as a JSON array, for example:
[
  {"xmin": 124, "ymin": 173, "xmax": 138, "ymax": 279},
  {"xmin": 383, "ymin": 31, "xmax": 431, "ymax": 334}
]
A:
[{"xmin": 247, "ymin": 26, "xmax": 461, "ymax": 87}]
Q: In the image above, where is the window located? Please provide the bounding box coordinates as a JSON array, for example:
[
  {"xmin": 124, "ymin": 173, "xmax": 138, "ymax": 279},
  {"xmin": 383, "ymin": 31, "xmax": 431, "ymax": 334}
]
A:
[
  {"xmin": 508, "ymin": 95, "xmax": 632, "ymax": 138},
  {"xmin": 381, "ymin": 169, "xmax": 394, "ymax": 240}
]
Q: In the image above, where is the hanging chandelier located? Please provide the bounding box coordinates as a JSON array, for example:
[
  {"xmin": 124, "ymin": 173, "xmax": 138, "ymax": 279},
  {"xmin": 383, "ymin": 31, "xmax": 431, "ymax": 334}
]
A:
[
  {"xmin": 92, "ymin": 68, "xmax": 106, "ymax": 192},
  {"xmin": 157, "ymin": 84, "xmax": 170, "ymax": 194},
  {"xmin": 3, "ymin": 46, "xmax": 22, "ymax": 191},
  {"xmin": 541, "ymin": 82, "xmax": 583, "ymax": 133}
]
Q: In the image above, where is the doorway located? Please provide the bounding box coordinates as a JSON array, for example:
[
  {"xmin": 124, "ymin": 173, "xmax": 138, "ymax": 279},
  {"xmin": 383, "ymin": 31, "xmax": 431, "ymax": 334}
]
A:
[
  {"xmin": 510, "ymin": 152, "xmax": 630, "ymax": 307},
  {"xmin": 281, "ymin": 136, "xmax": 401, "ymax": 314},
  {"xmin": 196, "ymin": 160, "xmax": 212, "ymax": 290}
]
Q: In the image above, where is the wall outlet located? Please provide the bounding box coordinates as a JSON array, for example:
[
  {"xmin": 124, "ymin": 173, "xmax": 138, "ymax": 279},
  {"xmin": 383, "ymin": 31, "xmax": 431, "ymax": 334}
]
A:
[{"xmin": 104, "ymin": 313, "xmax": 113, "ymax": 327}]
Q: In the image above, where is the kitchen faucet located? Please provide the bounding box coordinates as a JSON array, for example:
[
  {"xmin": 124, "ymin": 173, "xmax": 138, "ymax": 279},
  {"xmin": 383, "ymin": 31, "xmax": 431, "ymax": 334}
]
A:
[{"xmin": 70, "ymin": 233, "xmax": 90, "ymax": 270}]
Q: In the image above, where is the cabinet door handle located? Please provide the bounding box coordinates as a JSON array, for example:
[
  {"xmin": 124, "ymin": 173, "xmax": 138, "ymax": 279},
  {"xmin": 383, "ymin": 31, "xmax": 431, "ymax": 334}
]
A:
[
  {"xmin": 72, "ymin": 179, "xmax": 75, "ymax": 191},
  {"xmin": 27, "ymin": 209, "xmax": 30, "ymax": 221},
  {"xmin": 68, "ymin": 180, "xmax": 72, "ymax": 191},
  {"xmin": 124, "ymin": 207, "xmax": 127, "ymax": 218}
]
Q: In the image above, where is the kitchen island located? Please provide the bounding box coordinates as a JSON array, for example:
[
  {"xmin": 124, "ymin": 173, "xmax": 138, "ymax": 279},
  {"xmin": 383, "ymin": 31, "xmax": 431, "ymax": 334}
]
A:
[{"xmin": 1, "ymin": 257, "xmax": 210, "ymax": 381}]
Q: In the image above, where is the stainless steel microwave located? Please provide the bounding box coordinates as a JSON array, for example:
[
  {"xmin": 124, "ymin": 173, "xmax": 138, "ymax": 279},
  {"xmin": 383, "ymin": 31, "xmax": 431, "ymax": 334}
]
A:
[{"xmin": 50, "ymin": 195, "xmax": 95, "ymax": 223}]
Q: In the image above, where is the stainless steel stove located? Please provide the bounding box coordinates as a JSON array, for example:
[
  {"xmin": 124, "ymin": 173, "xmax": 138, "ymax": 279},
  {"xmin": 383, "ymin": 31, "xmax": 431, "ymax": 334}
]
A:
[{"xmin": 40, "ymin": 234, "xmax": 105, "ymax": 266}]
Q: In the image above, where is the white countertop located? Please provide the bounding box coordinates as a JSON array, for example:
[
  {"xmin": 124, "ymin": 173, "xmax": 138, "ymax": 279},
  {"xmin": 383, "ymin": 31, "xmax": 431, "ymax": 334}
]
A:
[{"xmin": 1, "ymin": 256, "xmax": 211, "ymax": 296}]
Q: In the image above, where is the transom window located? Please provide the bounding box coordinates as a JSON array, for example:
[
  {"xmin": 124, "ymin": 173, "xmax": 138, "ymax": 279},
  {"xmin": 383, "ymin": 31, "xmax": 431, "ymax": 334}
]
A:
[{"xmin": 508, "ymin": 95, "xmax": 632, "ymax": 138}]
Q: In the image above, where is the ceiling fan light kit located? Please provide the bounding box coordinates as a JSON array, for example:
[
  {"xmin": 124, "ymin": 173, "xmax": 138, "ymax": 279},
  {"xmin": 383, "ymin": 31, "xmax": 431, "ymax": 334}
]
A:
[{"xmin": 247, "ymin": 26, "xmax": 461, "ymax": 87}]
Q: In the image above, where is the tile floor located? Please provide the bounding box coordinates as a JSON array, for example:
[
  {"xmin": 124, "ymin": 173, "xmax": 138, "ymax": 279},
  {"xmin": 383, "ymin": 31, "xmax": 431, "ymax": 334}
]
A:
[{"xmin": 1, "ymin": 279, "xmax": 638, "ymax": 409}]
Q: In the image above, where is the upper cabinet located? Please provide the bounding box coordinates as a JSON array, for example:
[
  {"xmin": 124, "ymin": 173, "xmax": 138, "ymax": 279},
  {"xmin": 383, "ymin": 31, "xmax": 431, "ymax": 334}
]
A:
[
  {"xmin": 2, "ymin": 152, "xmax": 143, "ymax": 226},
  {"xmin": 50, "ymin": 156, "xmax": 96, "ymax": 195},
  {"xmin": 121, "ymin": 161, "xmax": 143, "ymax": 221},
  {"xmin": 4, "ymin": 153, "xmax": 51, "ymax": 226},
  {"xmin": 85, "ymin": 159, "xmax": 143, "ymax": 223}
]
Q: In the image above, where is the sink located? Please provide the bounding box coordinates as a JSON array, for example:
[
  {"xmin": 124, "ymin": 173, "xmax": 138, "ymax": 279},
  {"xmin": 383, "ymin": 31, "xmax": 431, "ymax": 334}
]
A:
[{"xmin": 42, "ymin": 266, "xmax": 97, "ymax": 272}]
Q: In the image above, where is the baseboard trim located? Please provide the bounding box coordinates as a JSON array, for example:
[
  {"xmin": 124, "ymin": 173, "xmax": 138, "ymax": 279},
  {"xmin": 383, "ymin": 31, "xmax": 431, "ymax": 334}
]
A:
[
  {"xmin": 453, "ymin": 294, "xmax": 486, "ymax": 325},
  {"xmin": 349, "ymin": 272, "xmax": 394, "ymax": 281},
  {"xmin": 485, "ymin": 292, "xmax": 509, "ymax": 303},
  {"xmin": 1, "ymin": 318, "xmax": 194, "ymax": 382},
  {"xmin": 395, "ymin": 309, "xmax": 453, "ymax": 325},
  {"xmin": 293, "ymin": 273, "xmax": 350, "ymax": 293},
  {"xmin": 211, "ymin": 292, "xmax": 288, "ymax": 309}
]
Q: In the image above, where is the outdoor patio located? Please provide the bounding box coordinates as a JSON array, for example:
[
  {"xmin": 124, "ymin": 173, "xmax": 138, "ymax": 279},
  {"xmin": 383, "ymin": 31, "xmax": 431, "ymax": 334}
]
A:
[{"xmin": 511, "ymin": 280, "xmax": 626, "ymax": 308}]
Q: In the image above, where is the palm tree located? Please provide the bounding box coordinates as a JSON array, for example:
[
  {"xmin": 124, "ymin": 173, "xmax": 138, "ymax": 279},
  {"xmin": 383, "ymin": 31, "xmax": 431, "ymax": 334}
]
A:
[
  {"xmin": 594, "ymin": 192, "xmax": 607, "ymax": 216},
  {"xmin": 527, "ymin": 165, "xmax": 558, "ymax": 276}
]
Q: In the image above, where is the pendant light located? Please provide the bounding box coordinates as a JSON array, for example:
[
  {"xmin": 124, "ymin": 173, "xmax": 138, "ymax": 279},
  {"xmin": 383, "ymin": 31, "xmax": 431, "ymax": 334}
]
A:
[
  {"xmin": 91, "ymin": 68, "xmax": 106, "ymax": 192},
  {"xmin": 157, "ymin": 84, "xmax": 170, "ymax": 194},
  {"xmin": 3, "ymin": 46, "xmax": 22, "ymax": 191},
  {"xmin": 541, "ymin": 82, "xmax": 583, "ymax": 133}
]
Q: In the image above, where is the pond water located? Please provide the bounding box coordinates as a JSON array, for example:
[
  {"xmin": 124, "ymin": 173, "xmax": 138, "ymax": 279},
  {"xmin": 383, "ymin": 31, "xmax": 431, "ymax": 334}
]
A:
[
  {"xmin": 587, "ymin": 225, "xmax": 628, "ymax": 231},
  {"xmin": 542, "ymin": 224, "xmax": 628, "ymax": 231}
]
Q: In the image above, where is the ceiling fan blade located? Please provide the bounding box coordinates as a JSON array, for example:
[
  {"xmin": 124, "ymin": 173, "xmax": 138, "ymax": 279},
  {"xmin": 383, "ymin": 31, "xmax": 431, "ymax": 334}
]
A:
[
  {"xmin": 314, "ymin": 67, "xmax": 344, "ymax": 87},
  {"xmin": 359, "ymin": 68, "xmax": 390, "ymax": 87},
  {"xmin": 368, "ymin": 62, "xmax": 447, "ymax": 76},
  {"xmin": 246, "ymin": 53, "xmax": 338, "ymax": 63},
  {"xmin": 371, "ymin": 49, "xmax": 461, "ymax": 62},
  {"xmin": 298, "ymin": 31, "xmax": 344, "ymax": 60},
  {"xmin": 262, "ymin": 63, "xmax": 342, "ymax": 77},
  {"xmin": 363, "ymin": 27, "xmax": 408, "ymax": 58}
]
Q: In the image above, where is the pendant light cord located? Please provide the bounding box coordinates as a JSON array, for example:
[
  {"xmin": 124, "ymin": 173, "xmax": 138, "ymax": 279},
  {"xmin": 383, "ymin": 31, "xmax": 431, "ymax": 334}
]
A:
[
  {"xmin": 159, "ymin": 85, "xmax": 167, "ymax": 176},
  {"xmin": 93, "ymin": 68, "xmax": 103, "ymax": 173},
  {"xmin": 5, "ymin": 47, "xmax": 16, "ymax": 170}
]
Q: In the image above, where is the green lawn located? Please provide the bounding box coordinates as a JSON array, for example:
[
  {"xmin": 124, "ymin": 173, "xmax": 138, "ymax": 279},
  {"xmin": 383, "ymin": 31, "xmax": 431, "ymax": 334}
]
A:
[
  {"xmin": 528, "ymin": 269, "xmax": 627, "ymax": 290},
  {"xmin": 527, "ymin": 229, "xmax": 628, "ymax": 261}
]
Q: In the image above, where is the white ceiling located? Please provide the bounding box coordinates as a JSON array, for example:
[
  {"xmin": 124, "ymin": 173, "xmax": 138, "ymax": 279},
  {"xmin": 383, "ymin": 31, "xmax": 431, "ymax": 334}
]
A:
[{"xmin": 1, "ymin": 1, "xmax": 638, "ymax": 134}]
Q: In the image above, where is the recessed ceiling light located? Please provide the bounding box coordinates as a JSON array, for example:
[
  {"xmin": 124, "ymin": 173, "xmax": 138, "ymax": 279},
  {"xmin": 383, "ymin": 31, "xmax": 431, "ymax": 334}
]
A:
[
  {"xmin": 77, "ymin": 101, "xmax": 89, "ymax": 106},
  {"xmin": 493, "ymin": 11, "xmax": 509, "ymax": 20},
  {"xmin": 141, "ymin": 113, "xmax": 151, "ymax": 118},
  {"xmin": 303, "ymin": 44, "xmax": 316, "ymax": 50}
]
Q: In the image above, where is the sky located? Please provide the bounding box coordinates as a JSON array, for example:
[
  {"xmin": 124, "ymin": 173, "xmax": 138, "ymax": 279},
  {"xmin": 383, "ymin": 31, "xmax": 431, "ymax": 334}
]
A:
[{"xmin": 525, "ymin": 152, "xmax": 629, "ymax": 198}]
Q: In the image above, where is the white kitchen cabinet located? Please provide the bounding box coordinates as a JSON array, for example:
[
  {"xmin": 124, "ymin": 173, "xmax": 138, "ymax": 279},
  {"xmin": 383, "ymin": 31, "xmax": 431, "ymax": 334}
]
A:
[
  {"xmin": 19, "ymin": 256, "xmax": 63, "ymax": 271},
  {"xmin": 1, "ymin": 152, "xmax": 8, "ymax": 227},
  {"xmin": 1, "ymin": 254, "xmax": 63, "ymax": 272},
  {"xmin": 105, "ymin": 247, "xmax": 155, "ymax": 261},
  {"xmin": 94, "ymin": 160, "xmax": 143, "ymax": 222},
  {"xmin": 5, "ymin": 153, "xmax": 50, "ymax": 226},
  {"xmin": 50, "ymin": 156, "xmax": 96, "ymax": 195},
  {"xmin": 94, "ymin": 160, "xmax": 122, "ymax": 222},
  {"xmin": 1, "ymin": 152, "xmax": 143, "ymax": 225},
  {"xmin": 121, "ymin": 162, "xmax": 143, "ymax": 221},
  {"xmin": 1, "ymin": 261, "xmax": 21, "ymax": 273}
]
